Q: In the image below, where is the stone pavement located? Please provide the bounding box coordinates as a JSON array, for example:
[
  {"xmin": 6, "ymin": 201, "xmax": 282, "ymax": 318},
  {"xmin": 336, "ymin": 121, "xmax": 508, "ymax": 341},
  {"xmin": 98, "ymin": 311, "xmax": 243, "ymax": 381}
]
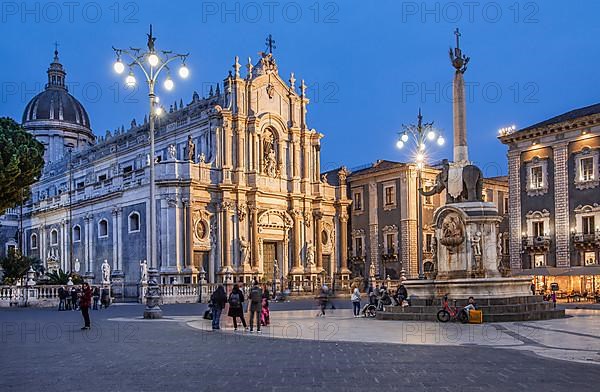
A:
[{"xmin": 1, "ymin": 303, "xmax": 599, "ymax": 391}]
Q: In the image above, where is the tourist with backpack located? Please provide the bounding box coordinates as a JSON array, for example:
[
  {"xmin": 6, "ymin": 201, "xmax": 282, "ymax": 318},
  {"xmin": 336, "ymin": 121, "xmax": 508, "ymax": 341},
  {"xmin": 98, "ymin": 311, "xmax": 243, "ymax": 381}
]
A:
[
  {"xmin": 209, "ymin": 285, "xmax": 227, "ymax": 330},
  {"xmin": 228, "ymin": 284, "xmax": 247, "ymax": 331},
  {"xmin": 248, "ymin": 281, "xmax": 263, "ymax": 333}
]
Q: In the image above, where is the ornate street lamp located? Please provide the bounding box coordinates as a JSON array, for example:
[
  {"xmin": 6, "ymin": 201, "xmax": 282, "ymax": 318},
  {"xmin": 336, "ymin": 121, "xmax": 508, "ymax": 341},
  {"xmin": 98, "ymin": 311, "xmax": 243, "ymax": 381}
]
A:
[
  {"xmin": 396, "ymin": 109, "xmax": 444, "ymax": 279},
  {"xmin": 112, "ymin": 25, "xmax": 190, "ymax": 319}
]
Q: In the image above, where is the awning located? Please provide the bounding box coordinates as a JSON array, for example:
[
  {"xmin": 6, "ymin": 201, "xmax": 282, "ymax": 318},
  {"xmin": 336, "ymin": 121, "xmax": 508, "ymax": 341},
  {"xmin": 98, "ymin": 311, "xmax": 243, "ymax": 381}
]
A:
[{"xmin": 515, "ymin": 266, "xmax": 600, "ymax": 276}]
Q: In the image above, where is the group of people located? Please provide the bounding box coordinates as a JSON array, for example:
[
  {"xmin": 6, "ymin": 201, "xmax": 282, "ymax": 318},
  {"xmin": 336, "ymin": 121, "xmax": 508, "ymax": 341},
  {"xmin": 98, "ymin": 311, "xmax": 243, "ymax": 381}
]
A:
[
  {"xmin": 209, "ymin": 281, "xmax": 271, "ymax": 332},
  {"xmin": 58, "ymin": 285, "xmax": 110, "ymax": 312}
]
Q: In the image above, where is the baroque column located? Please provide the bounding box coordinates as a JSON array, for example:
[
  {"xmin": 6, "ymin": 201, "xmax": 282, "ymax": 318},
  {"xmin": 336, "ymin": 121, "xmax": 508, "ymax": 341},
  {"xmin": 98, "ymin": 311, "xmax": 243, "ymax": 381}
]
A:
[
  {"xmin": 219, "ymin": 200, "xmax": 234, "ymax": 275},
  {"xmin": 314, "ymin": 211, "xmax": 323, "ymax": 271},
  {"xmin": 290, "ymin": 209, "xmax": 303, "ymax": 274},
  {"xmin": 184, "ymin": 199, "xmax": 194, "ymax": 270},
  {"xmin": 251, "ymin": 204, "xmax": 259, "ymax": 270},
  {"xmin": 339, "ymin": 212, "xmax": 350, "ymax": 274},
  {"xmin": 450, "ymin": 28, "xmax": 470, "ymax": 163}
]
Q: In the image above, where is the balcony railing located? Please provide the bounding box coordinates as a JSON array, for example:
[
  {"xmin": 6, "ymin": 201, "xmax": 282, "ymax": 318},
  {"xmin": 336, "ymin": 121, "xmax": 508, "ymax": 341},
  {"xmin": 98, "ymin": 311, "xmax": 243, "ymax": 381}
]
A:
[
  {"xmin": 572, "ymin": 232, "xmax": 600, "ymax": 249},
  {"xmin": 522, "ymin": 235, "xmax": 552, "ymax": 251}
]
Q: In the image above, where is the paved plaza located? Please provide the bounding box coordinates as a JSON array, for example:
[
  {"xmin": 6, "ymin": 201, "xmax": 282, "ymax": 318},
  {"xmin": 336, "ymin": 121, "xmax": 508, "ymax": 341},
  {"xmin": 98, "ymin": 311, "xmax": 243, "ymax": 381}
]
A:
[{"xmin": 1, "ymin": 302, "xmax": 600, "ymax": 391}]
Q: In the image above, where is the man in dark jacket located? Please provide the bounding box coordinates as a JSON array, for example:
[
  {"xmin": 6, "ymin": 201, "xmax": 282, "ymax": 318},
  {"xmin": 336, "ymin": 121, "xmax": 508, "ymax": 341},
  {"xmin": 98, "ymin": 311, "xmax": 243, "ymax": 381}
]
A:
[
  {"xmin": 210, "ymin": 285, "xmax": 227, "ymax": 330},
  {"xmin": 79, "ymin": 283, "xmax": 93, "ymax": 329},
  {"xmin": 58, "ymin": 286, "xmax": 66, "ymax": 311},
  {"xmin": 248, "ymin": 282, "xmax": 263, "ymax": 333}
]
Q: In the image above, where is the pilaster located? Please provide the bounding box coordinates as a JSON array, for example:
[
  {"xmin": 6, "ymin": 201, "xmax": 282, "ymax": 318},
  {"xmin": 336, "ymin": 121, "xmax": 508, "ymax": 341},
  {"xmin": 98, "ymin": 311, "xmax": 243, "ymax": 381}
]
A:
[
  {"xmin": 507, "ymin": 149, "xmax": 522, "ymax": 270},
  {"xmin": 553, "ymin": 142, "xmax": 570, "ymax": 267}
]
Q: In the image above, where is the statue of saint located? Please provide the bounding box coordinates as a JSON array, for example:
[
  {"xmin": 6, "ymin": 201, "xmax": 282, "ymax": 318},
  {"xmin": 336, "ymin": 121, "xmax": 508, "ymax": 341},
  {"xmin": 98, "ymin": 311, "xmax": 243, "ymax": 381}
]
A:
[
  {"xmin": 305, "ymin": 241, "xmax": 315, "ymax": 266},
  {"xmin": 74, "ymin": 258, "xmax": 80, "ymax": 273},
  {"xmin": 186, "ymin": 135, "xmax": 196, "ymax": 162},
  {"xmin": 140, "ymin": 260, "xmax": 148, "ymax": 284},
  {"xmin": 369, "ymin": 262, "xmax": 376, "ymax": 279},
  {"xmin": 101, "ymin": 259, "xmax": 111, "ymax": 284},
  {"xmin": 239, "ymin": 237, "xmax": 249, "ymax": 265}
]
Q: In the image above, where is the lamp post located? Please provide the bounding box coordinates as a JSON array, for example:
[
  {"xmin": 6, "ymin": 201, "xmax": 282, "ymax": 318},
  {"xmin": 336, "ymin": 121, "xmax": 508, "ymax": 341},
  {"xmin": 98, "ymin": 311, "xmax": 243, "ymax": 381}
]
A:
[
  {"xmin": 112, "ymin": 25, "xmax": 190, "ymax": 319},
  {"xmin": 396, "ymin": 109, "xmax": 444, "ymax": 279}
]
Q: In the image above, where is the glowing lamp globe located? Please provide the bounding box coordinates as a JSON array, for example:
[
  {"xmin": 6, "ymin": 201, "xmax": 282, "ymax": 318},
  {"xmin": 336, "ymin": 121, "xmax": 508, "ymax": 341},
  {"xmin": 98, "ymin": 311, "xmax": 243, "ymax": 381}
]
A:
[
  {"xmin": 113, "ymin": 60, "xmax": 125, "ymax": 74},
  {"xmin": 179, "ymin": 65, "xmax": 189, "ymax": 79},
  {"xmin": 148, "ymin": 53, "xmax": 160, "ymax": 67}
]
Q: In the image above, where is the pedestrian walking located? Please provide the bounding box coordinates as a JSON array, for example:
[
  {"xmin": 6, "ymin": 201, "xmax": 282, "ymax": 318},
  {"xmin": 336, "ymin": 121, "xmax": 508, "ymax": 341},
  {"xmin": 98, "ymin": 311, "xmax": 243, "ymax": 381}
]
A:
[
  {"xmin": 228, "ymin": 284, "xmax": 247, "ymax": 331},
  {"xmin": 92, "ymin": 286, "xmax": 100, "ymax": 310},
  {"xmin": 316, "ymin": 285, "xmax": 329, "ymax": 317},
  {"xmin": 58, "ymin": 286, "xmax": 66, "ymax": 311},
  {"xmin": 209, "ymin": 285, "xmax": 227, "ymax": 330},
  {"xmin": 351, "ymin": 287, "xmax": 361, "ymax": 317},
  {"xmin": 79, "ymin": 282, "xmax": 93, "ymax": 330},
  {"xmin": 261, "ymin": 285, "xmax": 270, "ymax": 326},
  {"xmin": 248, "ymin": 282, "xmax": 263, "ymax": 333}
]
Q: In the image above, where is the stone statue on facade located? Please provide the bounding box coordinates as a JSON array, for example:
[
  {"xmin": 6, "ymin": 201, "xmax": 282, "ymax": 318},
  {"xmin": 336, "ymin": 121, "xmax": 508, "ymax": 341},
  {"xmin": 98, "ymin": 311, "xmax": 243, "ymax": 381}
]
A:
[
  {"xmin": 470, "ymin": 231, "xmax": 482, "ymax": 256},
  {"xmin": 264, "ymin": 147, "xmax": 277, "ymax": 177},
  {"xmin": 305, "ymin": 241, "xmax": 315, "ymax": 266},
  {"xmin": 198, "ymin": 152, "xmax": 206, "ymax": 164},
  {"xmin": 239, "ymin": 237, "xmax": 249, "ymax": 265},
  {"xmin": 369, "ymin": 262, "xmax": 376, "ymax": 280},
  {"xmin": 74, "ymin": 258, "xmax": 80, "ymax": 273},
  {"xmin": 140, "ymin": 259, "xmax": 148, "ymax": 284},
  {"xmin": 101, "ymin": 259, "xmax": 111, "ymax": 284},
  {"xmin": 186, "ymin": 135, "xmax": 196, "ymax": 162}
]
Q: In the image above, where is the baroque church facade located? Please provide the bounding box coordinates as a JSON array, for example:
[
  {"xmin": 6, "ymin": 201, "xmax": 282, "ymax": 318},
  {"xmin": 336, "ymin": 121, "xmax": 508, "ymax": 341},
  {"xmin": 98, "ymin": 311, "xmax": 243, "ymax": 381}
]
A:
[{"xmin": 1, "ymin": 49, "xmax": 351, "ymax": 297}]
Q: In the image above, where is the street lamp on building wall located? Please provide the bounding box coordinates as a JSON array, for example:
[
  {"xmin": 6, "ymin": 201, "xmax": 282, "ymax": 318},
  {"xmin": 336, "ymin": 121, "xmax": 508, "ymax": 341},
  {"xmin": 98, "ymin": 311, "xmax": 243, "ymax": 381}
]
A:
[
  {"xmin": 112, "ymin": 25, "xmax": 190, "ymax": 319},
  {"xmin": 396, "ymin": 109, "xmax": 444, "ymax": 279}
]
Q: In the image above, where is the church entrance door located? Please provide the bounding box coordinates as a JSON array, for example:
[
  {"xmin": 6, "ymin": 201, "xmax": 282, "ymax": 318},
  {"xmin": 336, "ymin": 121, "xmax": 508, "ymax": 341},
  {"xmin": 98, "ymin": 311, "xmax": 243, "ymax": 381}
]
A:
[{"xmin": 263, "ymin": 242, "xmax": 277, "ymax": 283}]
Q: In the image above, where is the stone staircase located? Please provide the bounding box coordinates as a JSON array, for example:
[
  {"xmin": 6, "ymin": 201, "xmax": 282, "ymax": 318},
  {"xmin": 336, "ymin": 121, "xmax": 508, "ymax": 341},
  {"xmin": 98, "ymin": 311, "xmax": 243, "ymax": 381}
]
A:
[{"xmin": 377, "ymin": 295, "xmax": 565, "ymax": 322}]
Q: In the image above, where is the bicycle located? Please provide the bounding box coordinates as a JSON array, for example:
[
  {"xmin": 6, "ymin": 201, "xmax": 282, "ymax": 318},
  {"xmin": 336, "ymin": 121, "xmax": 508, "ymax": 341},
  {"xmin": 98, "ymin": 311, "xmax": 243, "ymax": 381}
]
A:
[{"xmin": 436, "ymin": 294, "xmax": 468, "ymax": 323}]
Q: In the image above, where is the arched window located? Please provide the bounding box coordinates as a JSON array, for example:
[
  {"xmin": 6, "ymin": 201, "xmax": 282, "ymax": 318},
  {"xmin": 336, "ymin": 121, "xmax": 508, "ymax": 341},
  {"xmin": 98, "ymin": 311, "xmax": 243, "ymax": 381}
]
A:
[
  {"xmin": 128, "ymin": 212, "xmax": 140, "ymax": 233},
  {"xmin": 50, "ymin": 229, "xmax": 59, "ymax": 245},
  {"xmin": 98, "ymin": 219, "xmax": 108, "ymax": 238},
  {"xmin": 30, "ymin": 233, "xmax": 38, "ymax": 249},
  {"xmin": 73, "ymin": 225, "xmax": 81, "ymax": 242}
]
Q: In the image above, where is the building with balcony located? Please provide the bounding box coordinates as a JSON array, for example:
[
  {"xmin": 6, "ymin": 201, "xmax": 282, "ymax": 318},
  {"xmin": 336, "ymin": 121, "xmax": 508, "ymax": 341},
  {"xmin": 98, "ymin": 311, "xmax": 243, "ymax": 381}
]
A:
[
  {"xmin": 323, "ymin": 160, "xmax": 509, "ymax": 280},
  {"xmin": 0, "ymin": 49, "xmax": 351, "ymax": 297},
  {"xmin": 499, "ymin": 103, "xmax": 600, "ymax": 295}
]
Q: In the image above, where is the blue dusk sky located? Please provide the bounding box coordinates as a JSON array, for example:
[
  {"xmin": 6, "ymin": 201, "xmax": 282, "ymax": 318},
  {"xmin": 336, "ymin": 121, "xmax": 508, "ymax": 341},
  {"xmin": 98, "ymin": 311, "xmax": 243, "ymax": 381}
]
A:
[{"xmin": 1, "ymin": 1, "xmax": 599, "ymax": 176}]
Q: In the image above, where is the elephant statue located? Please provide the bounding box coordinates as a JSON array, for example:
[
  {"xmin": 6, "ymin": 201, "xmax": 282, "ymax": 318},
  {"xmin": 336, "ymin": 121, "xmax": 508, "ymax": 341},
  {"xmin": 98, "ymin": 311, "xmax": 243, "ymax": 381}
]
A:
[{"xmin": 420, "ymin": 159, "xmax": 483, "ymax": 203}]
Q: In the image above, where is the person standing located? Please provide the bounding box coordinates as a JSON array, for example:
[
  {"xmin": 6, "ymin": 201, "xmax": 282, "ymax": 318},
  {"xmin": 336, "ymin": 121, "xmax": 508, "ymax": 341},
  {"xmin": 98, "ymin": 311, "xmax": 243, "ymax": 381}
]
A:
[
  {"xmin": 351, "ymin": 287, "xmax": 361, "ymax": 317},
  {"xmin": 79, "ymin": 283, "xmax": 93, "ymax": 330},
  {"xmin": 261, "ymin": 285, "xmax": 270, "ymax": 327},
  {"xmin": 71, "ymin": 287, "xmax": 79, "ymax": 311},
  {"xmin": 228, "ymin": 284, "xmax": 247, "ymax": 331},
  {"xmin": 248, "ymin": 282, "xmax": 263, "ymax": 333},
  {"xmin": 210, "ymin": 285, "xmax": 227, "ymax": 330},
  {"xmin": 58, "ymin": 286, "xmax": 66, "ymax": 311},
  {"xmin": 92, "ymin": 286, "xmax": 100, "ymax": 310},
  {"xmin": 316, "ymin": 285, "xmax": 329, "ymax": 317}
]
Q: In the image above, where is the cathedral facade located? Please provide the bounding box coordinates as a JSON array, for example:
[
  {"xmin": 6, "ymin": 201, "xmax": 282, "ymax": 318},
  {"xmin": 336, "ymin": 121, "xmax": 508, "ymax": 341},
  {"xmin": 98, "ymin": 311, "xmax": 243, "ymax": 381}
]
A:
[{"xmin": 1, "ymin": 49, "xmax": 351, "ymax": 297}]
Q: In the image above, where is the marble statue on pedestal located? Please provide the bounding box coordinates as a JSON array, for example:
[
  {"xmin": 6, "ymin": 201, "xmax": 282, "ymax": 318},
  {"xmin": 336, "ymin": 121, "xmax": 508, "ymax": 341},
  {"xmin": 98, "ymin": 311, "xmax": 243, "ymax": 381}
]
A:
[
  {"xmin": 239, "ymin": 237, "xmax": 249, "ymax": 265},
  {"xmin": 101, "ymin": 260, "xmax": 111, "ymax": 284},
  {"xmin": 140, "ymin": 259, "xmax": 148, "ymax": 284},
  {"xmin": 305, "ymin": 241, "xmax": 315, "ymax": 266}
]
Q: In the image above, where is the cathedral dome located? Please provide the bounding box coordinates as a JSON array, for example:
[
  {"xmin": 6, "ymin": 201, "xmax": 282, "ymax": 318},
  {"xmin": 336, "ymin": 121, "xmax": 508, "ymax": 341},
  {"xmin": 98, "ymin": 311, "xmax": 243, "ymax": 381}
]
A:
[{"xmin": 22, "ymin": 50, "xmax": 90, "ymax": 128}]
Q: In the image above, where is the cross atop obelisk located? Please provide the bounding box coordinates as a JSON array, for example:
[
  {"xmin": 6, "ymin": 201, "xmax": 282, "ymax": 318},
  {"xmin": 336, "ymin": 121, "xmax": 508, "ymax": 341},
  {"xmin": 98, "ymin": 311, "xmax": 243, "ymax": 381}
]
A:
[{"xmin": 449, "ymin": 28, "xmax": 470, "ymax": 164}]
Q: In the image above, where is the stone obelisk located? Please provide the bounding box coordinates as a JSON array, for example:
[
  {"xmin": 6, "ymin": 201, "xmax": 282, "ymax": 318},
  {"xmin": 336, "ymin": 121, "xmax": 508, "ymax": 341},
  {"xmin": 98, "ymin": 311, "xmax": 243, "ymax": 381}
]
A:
[{"xmin": 449, "ymin": 28, "xmax": 470, "ymax": 164}]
